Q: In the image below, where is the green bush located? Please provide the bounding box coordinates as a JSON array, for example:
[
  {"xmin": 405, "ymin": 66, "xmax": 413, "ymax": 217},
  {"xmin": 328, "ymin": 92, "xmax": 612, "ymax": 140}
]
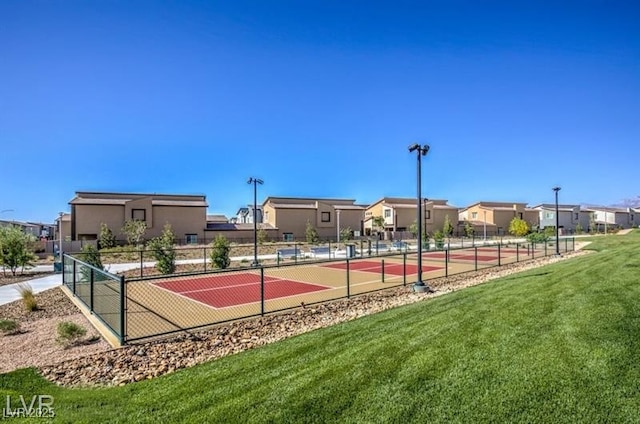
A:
[
  {"xmin": 98, "ymin": 223, "xmax": 117, "ymax": 249},
  {"xmin": 56, "ymin": 321, "xmax": 87, "ymax": 348},
  {"xmin": 433, "ymin": 230, "xmax": 445, "ymax": 250},
  {"xmin": 148, "ymin": 224, "xmax": 176, "ymax": 275},
  {"xmin": 0, "ymin": 319, "xmax": 20, "ymax": 335},
  {"xmin": 526, "ymin": 232, "xmax": 549, "ymax": 244},
  {"xmin": 210, "ymin": 235, "xmax": 231, "ymax": 269}
]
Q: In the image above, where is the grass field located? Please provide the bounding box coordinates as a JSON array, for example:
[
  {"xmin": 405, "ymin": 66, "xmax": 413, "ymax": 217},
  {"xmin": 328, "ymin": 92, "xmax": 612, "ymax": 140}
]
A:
[{"xmin": 2, "ymin": 231, "xmax": 639, "ymax": 423}]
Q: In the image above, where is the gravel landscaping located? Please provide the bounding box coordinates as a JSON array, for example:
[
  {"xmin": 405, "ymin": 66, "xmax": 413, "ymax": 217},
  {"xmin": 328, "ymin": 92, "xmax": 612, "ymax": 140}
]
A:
[{"xmin": 0, "ymin": 247, "xmax": 590, "ymax": 387}]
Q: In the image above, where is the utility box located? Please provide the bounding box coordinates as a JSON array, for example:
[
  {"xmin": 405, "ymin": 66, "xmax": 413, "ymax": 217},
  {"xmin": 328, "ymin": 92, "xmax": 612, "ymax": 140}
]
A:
[{"xmin": 345, "ymin": 244, "xmax": 356, "ymax": 258}]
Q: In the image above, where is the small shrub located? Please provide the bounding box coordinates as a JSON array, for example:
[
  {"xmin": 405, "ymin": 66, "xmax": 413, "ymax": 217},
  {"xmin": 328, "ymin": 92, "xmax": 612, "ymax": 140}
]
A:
[
  {"xmin": 210, "ymin": 235, "xmax": 231, "ymax": 269},
  {"xmin": 433, "ymin": 230, "xmax": 445, "ymax": 250},
  {"xmin": 526, "ymin": 232, "xmax": 549, "ymax": 244},
  {"xmin": 16, "ymin": 283, "xmax": 38, "ymax": 312},
  {"xmin": 56, "ymin": 321, "xmax": 87, "ymax": 348},
  {"xmin": 0, "ymin": 319, "xmax": 20, "ymax": 335}
]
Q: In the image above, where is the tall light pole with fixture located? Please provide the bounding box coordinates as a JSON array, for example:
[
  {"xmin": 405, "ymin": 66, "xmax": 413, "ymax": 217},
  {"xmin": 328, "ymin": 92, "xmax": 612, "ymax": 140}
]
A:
[
  {"xmin": 483, "ymin": 210, "xmax": 487, "ymax": 241},
  {"xmin": 552, "ymin": 186, "xmax": 561, "ymax": 256},
  {"xmin": 248, "ymin": 177, "xmax": 264, "ymax": 267},
  {"xmin": 409, "ymin": 143, "xmax": 431, "ymax": 292},
  {"xmin": 336, "ymin": 209, "xmax": 341, "ymax": 244}
]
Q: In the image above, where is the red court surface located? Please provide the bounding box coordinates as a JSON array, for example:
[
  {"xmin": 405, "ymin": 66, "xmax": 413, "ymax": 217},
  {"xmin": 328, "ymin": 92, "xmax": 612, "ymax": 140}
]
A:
[
  {"xmin": 153, "ymin": 273, "xmax": 329, "ymax": 308},
  {"xmin": 322, "ymin": 260, "xmax": 441, "ymax": 276}
]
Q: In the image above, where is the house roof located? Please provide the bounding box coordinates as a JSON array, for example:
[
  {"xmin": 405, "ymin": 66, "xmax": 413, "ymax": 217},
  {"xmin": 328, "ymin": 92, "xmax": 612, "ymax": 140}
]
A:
[
  {"xmin": 206, "ymin": 215, "xmax": 228, "ymax": 223},
  {"xmin": 70, "ymin": 191, "xmax": 208, "ymax": 207}
]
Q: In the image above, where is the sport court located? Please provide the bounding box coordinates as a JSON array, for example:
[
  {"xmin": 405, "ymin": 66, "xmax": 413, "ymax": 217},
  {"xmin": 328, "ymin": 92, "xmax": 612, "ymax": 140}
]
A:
[{"xmin": 153, "ymin": 272, "xmax": 330, "ymax": 308}]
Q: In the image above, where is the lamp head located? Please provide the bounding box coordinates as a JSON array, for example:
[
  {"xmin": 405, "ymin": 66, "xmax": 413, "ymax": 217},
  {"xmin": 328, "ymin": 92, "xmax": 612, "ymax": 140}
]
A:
[
  {"xmin": 421, "ymin": 144, "xmax": 430, "ymax": 156},
  {"xmin": 552, "ymin": 186, "xmax": 561, "ymax": 192},
  {"xmin": 408, "ymin": 143, "xmax": 419, "ymax": 152}
]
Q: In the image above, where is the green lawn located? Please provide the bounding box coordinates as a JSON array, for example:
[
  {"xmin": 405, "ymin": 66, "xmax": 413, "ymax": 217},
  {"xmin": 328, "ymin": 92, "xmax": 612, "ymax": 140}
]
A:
[{"xmin": 2, "ymin": 231, "xmax": 640, "ymax": 423}]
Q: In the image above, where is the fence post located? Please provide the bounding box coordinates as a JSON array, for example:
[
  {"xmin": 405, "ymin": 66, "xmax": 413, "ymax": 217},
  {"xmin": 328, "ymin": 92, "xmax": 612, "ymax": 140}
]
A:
[
  {"xmin": 498, "ymin": 243, "xmax": 501, "ymax": 266},
  {"xmin": 403, "ymin": 253, "xmax": 407, "ymax": 286},
  {"xmin": 140, "ymin": 250, "xmax": 144, "ymax": 279},
  {"xmin": 294, "ymin": 243, "xmax": 298, "ymax": 264},
  {"xmin": 532, "ymin": 243, "xmax": 535, "ymax": 259},
  {"xmin": 72, "ymin": 260, "xmax": 77, "ymax": 294},
  {"xmin": 475, "ymin": 246, "xmax": 478, "ymax": 271},
  {"xmin": 565, "ymin": 238, "xmax": 568, "ymax": 253},
  {"xmin": 516, "ymin": 243, "xmax": 519, "ymax": 262},
  {"xmin": 119, "ymin": 276, "xmax": 126, "ymax": 345},
  {"xmin": 544, "ymin": 242, "xmax": 547, "ymax": 257},
  {"xmin": 381, "ymin": 259, "xmax": 385, "ymax": 283},
  {"xmin": 346, "ymin": 258, "xmax": 350, "ymax": 298},
  {"xmin": 445, "ymin": 249, "xmax": 449, "ymax": 277},
  {"xmin": 260, "ymin": 267, "xmax": 265, "ymax": 316},
  {"xmin": 204, "ymin": 247, "xmax": 207, "ymax": 273},
  {"xmin": 90, "ymin": 268, "xmax": 94, "ymax": 312}
]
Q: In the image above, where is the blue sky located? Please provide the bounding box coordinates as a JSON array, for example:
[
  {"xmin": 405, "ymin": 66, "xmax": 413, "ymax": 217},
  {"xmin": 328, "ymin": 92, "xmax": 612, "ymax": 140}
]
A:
[{"xmin": 2, "ymin": 1, "xmax": 639, "ymax": 223}]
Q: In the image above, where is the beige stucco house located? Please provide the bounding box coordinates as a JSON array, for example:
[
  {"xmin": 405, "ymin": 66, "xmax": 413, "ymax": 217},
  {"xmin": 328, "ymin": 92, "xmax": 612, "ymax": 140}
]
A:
[
  {"xmin": 363, "ymin": 197, "xmax": 459, "ymax": 237},
  {"xmin": 458, "ymin": 201, "xmax": 539, "ymax": 236},
  {"xmin": 69, "ymin": 192, "xmax": 208, "ymax": 244},
  {"xmin": 262, "ymin": 197, "xmax": 366, "ymax": 241}
]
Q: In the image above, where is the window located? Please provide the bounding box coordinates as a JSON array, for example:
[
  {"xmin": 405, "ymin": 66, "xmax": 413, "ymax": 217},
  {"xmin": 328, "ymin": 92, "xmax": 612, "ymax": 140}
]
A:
[
  {"xmin": 321, "ymin": 212, "xmax": 331, "ymax": 222},
  {"xmin": 545, "ymin": 212, "xmax": 554, "ymax": 219},
  {"xmin": 132, "ymin": 209, "xmax": 146, "ymax": 221},
  {"xmin": 471, "ymin": 211, "xmax": 477, "ymax": 220},
  {"xmin": 384, "ymin": 210, "xmax": 391, "ymax": 218},
  {"xmin": 425, "ymin": 210, "xmax": 431, "ymax": 219},
  {"xmin": 518, "ymin": 212, "xmax": 523, "ymax": 219},
  {"xmin": 185, "ymin": 234, "xmax": 198, "ymax": 244},
  {"xmin": 574, "ymin": 213, "xmax": 579, "ymax": 220},
  {"xmin": 283, "ymin": 232, "xmax": 294, "ymax": 242}
]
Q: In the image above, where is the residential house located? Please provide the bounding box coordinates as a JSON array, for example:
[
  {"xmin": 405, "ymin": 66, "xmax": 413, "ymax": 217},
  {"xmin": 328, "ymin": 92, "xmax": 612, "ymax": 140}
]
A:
[
  {"xmin": 458, "ymin": 201, "xmax": 539, "ymax": 236},
  {"xmin": 262, "ymin": 197, "xmax": 366, "ymax": 241},
  {"xmin": 69, "ymin": 192, "xmax": 208, "ymax": 244},
  {"xmin": 531, "ymin": 204, "xmax": 581, "ymax": 234},
  {"xmin": 584, "ymin": 206, "xmax": 635, "ymax": 231},
  {"xmin": 235, "ymin": 205, "xmax": 263, "ymax": 224},
  {"xmin": 364, "ymin": 197, "xmax": 459, "ymax": 238}
]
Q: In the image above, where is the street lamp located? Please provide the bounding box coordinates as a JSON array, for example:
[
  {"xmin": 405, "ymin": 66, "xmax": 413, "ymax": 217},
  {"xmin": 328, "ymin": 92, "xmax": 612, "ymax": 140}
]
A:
[
  {"xmin": 552, "ymin": 186, "xmax": 561, "ymax": 256},
  {"xmin": 483, "ymin": 210, "xmax": 487, "ymax": 241},
  {"xmin": 409, "ymin": 143, "xmax": 431, "ymax": 292},
  {"xmin": 248, "ymin": 177, "xmax": 264, "ymax": 267},
  {"xmin": 336, "ymin": 209, "xmax": 341, "ymax": 244}
]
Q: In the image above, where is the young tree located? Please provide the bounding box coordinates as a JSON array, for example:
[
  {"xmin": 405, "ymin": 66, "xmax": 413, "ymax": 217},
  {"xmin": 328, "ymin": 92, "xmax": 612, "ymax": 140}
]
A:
[
  {"xmin": 98, "ymin": 223, "xmax": 116, "ymax": 249},
  {"xmin": 121, "ymin": 220, "xmax": 148, "ymax": 246},
  {"xmin": 433, "ymin": 230, "xmax": 445, "ymax": 249},
  {"xmin": 0, "ymin": 226, "xmax": 37, "ymax": 276},
  {"xmin": 463, "ymin": 220, "xmax": 474, "ymax": 238},
  {"xmin": 79, "ymin": 244, "xmax": 103, "ymax": 281},
  {"xmin": 257, "ymin": 228, "xmax": 267, "ymax": 244},
  {"xmin": 148, "ymin": 224, "xmax": 176, "ymax": 275},
  {"xmin": 409, "ymin": 220, "xmax": 418, "ymax": 239},
  {"xmin": 210, "ymin": 235, "xmax": 231, "ymax": 269},
  {"xmin": 372, "ymin": 216, "xmax": 385, "ymax": 234},
  {"xmin": 575, "ymin": 223, "xmax": 584, "ymax": 235},
  {"xmin": 508, "ymin": 217, "xmax": 530, "ymax": 237},
  {"xmin": 340, "ymin": 227, "xmax": 353, "ymax": 242},
  {"xmin": 443, "ymin": 215, "xmax": 454, "ymax": 237},
  {"xmin": 305, "ymin": 221, "xmax": 319, "ymax": 244}
]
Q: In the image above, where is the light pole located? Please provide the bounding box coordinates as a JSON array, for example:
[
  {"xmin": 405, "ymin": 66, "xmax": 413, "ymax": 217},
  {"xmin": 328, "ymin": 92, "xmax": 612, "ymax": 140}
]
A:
[
  {"xmin": 483, "ymin": 210, "xmax": 487, "ymax": 241},
  {"xmin": 409, "ymin": 143, "xmax": 431, "ymax": 292},
  {"xmin": 336, "ymin": 209, "xmax": 341, "ymax": 244},
  {"xmin": 552, "ymin": 187, "xmax": 561, "ymax": 256},
  {"xmin": 248, "ymin": 177, "xmax": 263, "ymax": 267}
]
